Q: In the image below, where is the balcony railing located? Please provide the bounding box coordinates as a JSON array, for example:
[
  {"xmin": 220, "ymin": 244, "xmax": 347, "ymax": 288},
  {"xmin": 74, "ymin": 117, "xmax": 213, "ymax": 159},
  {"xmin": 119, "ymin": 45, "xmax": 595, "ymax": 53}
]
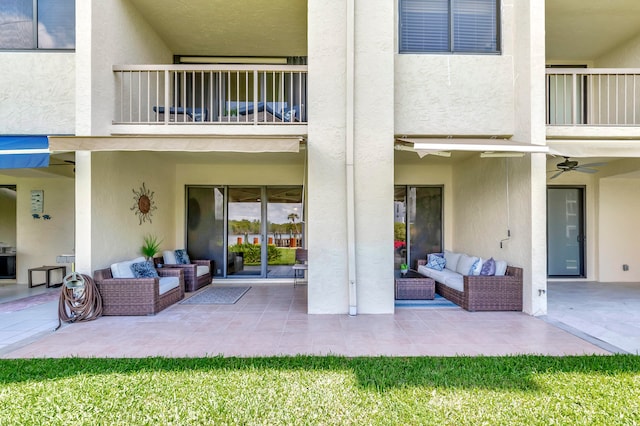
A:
[
  {"xmin": 113, "ymin": 64, "xmax": 307, "ymax": 125},
  {"xmin": 546, "ymin": 68, "xmax": 640, "ymax": 126}
]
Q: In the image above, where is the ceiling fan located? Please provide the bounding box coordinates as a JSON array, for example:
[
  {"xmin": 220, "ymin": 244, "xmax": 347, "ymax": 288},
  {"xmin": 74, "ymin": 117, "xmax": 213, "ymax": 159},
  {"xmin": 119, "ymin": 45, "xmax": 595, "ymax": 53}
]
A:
[{"xmin": 549, "ymin": 157, "xmax": 607, "ymax": 179}]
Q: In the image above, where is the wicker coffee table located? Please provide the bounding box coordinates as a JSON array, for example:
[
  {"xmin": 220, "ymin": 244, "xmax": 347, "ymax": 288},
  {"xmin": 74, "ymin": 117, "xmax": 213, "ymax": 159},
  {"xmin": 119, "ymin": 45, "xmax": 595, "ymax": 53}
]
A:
[{"xmin": 395, "ymin": 270, "xmax": 435, "ymax": 300}]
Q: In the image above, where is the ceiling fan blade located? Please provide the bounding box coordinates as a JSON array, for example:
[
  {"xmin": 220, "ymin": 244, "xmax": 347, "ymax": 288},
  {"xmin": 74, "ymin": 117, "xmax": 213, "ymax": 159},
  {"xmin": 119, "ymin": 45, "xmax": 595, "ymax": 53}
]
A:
[
  {"xmin": 574, "ymin": 167, "xmax": 599, "ymax": 174},
  {"xmin": 578, "ymin": 162, "xmax": 607, "ymax": 168},
  {"xmin": 550, "ymin": 171, "xmax": 564, "ymax": 179}
]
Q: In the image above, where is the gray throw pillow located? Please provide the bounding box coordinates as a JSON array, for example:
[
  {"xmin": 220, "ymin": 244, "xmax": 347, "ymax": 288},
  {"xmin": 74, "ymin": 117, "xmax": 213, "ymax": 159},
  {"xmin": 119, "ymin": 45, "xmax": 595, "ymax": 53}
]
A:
[{"xmin": 130, "ymin": 261, "xmax": 159, "ymax": 278}]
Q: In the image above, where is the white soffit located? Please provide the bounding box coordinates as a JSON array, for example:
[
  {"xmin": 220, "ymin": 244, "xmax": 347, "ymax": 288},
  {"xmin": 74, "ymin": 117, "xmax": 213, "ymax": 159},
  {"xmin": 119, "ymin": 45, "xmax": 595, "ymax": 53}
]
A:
[
  {"xmin": 48, "ymin": 136, "xmax": 301, "ymax": 153},
  {"xmin": 397, "ymin": 138, "xmax": 549, "ymax": 156},
  {"xmin": 547, "ymin": 140, "xmax": 640, "ymax": 158}
]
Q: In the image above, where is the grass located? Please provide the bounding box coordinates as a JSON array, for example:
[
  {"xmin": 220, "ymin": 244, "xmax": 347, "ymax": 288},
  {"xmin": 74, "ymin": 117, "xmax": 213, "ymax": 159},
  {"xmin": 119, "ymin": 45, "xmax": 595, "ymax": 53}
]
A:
[{"xmin": 1, "ymin": 355, "xmax": 639, "ymax": 424}]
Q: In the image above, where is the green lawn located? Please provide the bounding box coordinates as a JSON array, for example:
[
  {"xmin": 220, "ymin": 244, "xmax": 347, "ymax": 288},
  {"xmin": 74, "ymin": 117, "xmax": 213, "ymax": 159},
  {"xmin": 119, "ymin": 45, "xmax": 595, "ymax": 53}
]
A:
[{"xmin": 1, "ymin": 355, "xmax": 639, "ymax": 424}]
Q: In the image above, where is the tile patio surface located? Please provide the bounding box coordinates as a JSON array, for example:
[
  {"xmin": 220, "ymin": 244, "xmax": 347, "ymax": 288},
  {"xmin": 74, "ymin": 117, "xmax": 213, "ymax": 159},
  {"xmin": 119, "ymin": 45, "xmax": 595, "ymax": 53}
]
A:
[
  {"xmin": 1, "ymin": 282, "xmax": 612, "ymax": 358},
  {"xmin": 545, "ymin": 281, "xmax": 640, "ymax": 355}
]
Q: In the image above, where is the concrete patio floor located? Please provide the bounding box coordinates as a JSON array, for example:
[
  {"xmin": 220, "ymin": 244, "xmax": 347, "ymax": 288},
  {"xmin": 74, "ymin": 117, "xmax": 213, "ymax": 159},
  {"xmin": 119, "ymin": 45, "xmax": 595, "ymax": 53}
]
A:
[
  {"xmin": 0, "ymin": 281, "xmax": 617, "ymax": 358},
  {"xmin": 545, "ymin": 280, "xmax": 640, "ymax": 355}
]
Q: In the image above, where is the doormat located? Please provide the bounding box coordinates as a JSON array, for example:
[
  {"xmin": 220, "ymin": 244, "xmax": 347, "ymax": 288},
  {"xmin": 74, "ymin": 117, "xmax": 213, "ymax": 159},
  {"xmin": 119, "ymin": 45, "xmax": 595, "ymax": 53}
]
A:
[
  {"xmin": 180, "ymin": 286, "xmax": 251, "ymax": 305},
  {"xmin": 395, "ymin": 294, "xmax": 459, "ymax": 309}
]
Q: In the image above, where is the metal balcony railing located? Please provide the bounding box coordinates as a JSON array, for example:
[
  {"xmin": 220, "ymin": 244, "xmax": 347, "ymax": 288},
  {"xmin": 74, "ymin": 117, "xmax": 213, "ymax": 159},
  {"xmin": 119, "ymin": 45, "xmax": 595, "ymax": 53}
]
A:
[
  {"xmin": 546, "ymin": 68, "xmax": 640, "ymax": 126},
  {"xmin": 113, "ymin": 64, "xmax": 307, "ymax": 125}
]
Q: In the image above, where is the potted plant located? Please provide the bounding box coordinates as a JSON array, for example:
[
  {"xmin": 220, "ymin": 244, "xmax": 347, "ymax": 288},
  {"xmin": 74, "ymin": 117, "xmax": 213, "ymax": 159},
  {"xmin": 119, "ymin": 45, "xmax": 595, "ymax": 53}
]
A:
[
  {"xmin": 141, "ymin": 234, "xmax": 162, "ymax": 261},
  {"xmin": 400, "ymin": 263, "xmax": 409, "ymax": 275}
]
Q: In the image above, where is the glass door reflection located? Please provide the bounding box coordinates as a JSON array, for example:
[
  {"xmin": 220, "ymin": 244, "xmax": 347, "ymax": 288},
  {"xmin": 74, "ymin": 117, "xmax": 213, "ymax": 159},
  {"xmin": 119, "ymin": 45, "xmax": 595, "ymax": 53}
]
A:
[
  {"xmin": 227, "ymin": 187, "xmax": 262, "ymax": 277},
  {"xmin": 266, "ymin": 187, "xmax": 303, "ymax": 278}
]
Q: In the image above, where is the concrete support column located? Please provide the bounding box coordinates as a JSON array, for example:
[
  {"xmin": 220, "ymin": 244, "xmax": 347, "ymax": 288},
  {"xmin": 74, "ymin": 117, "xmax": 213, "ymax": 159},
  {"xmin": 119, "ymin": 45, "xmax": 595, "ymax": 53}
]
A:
[
  {"xmin": 513, "ymin": 0, "xmax": 547, "ymax": 314},
  {"xmin": 307, "ymin": 0, "xmax": 395, "ymax": 314},
  {"xmin": 75, "ymin": 151, "xmax": 92, "ymax": 276},
  {"xmin": 307, "ymin": 0, "xmax": 349, "ymax": 313},
  {"xmin": 352, "ymin": 0, "xmax": 395, "ymax": 313}
]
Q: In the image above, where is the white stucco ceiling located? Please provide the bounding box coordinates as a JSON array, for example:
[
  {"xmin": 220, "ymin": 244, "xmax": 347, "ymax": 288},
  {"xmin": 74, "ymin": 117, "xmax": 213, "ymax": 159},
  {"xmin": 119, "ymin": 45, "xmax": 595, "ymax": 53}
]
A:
[
  {"xmin": 546, "ymin": 0, "xmax": 640, "ymax": 62},
  {"xmin": 128, "ymin": 0, "xmax": 308, "ymax": 57}
]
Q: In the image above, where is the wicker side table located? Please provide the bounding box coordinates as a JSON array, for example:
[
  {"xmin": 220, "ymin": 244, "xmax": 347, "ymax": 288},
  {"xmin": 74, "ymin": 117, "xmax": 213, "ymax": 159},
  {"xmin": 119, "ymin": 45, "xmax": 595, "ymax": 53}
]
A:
[{"xmin": 395, "ymin": 270, "xmax": 435, "ymax": 300}]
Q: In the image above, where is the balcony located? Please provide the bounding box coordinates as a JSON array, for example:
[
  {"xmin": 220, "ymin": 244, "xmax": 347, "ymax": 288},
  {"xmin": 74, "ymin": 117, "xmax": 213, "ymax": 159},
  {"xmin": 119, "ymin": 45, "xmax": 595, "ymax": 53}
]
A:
[
  {"xmin": 113, "ymin": 64, "xmax": 307, "ymax": 128},
  {"xmin": 546, "ymin": 68, "xmax": 640, "ymax": 139}
]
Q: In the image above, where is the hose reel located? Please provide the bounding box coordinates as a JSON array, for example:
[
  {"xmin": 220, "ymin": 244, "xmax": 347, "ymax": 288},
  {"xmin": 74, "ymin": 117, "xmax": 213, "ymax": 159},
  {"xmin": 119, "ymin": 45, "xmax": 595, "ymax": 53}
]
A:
[{"xmin": 58, "ymin": 269, "xmax": 102, "ymax": 324}]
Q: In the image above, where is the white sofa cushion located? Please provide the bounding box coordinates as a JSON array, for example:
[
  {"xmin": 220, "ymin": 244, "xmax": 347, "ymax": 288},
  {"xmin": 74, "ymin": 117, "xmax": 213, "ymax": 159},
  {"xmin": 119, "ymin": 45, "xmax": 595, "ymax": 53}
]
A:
[
  {"xmin": 110, "ymin": 257, "xmax": 146, "ymax": 279},
  {"xmin": 418, "ymin": 264, "xmax": 463, "ymax": 291},
  {"xmin": 443, "ymin": 251, "xmax": 462, "ymax": 272},
  {"xmin": 417, "ymin": 265, "xmax": 459, "ymax": 284},
  {"xmin": 443, "ymin": 275, "xmax": 464, "ymax": 292},
  {"xmin": 159, "ymin": 276, "xmax": 180, "ymax": 295},
  {"xmin": 456, "ymin": 254, "xmax": 479, "ymax": 276},
  {"xmin": 495, "ymin": 259, "xmax": 508, "ymax": 276},
  {"xmin": 163, "ymin": 250, "xmax": 177, "ymax": 264},
  {"xmin": 196, "ymin": 265, "xmax": 209, "ymax": 277}
]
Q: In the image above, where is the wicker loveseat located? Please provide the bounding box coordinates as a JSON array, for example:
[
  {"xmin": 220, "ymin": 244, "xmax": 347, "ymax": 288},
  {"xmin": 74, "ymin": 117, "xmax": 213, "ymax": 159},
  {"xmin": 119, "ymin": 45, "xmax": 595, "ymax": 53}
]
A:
[
  {"xmin": 416, "ymin": 252, "xmax": 523, "ymax": 312},
  {"xmin": 94, "ymin": 260, "xmax": 184, "ymax": 316}
]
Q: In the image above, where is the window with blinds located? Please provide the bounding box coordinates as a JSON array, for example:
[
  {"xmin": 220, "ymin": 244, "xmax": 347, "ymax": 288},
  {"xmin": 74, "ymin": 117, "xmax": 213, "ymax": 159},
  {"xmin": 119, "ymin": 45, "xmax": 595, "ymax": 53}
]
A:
[{"xmin": 400, "ymin": 0, "xmax": 499, "ymax": 54}]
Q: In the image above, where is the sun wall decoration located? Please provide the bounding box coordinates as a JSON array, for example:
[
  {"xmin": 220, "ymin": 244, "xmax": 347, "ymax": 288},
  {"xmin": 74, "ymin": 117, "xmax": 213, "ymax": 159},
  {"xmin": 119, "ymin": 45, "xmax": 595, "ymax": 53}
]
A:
[{"xmin": 131, "ymin": 182, "xmax": 157, "ymax": 225}]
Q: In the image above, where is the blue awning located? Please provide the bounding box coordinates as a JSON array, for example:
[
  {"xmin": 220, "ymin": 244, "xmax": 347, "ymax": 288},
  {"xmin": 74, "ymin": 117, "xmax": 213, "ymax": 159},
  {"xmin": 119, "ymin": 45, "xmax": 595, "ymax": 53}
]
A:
[{"xmin": 0, "ymin": 136, "xmax": 49, "ymax": 169}]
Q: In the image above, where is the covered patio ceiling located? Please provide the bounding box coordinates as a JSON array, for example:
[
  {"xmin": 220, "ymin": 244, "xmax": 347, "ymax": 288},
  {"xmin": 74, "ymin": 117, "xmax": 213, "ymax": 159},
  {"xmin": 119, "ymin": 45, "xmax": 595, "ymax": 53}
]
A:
[
  {"xmin": 128, "ymin": 0, "xmax": 308, "ymax": 57},
  {"xmin": 546, "ymin": 0, "xmax": 640, "ymax": 62}
]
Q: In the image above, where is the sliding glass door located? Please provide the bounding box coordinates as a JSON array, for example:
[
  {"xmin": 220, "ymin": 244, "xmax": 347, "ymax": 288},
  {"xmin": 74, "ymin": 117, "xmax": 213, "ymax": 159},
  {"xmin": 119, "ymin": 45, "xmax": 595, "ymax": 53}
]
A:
[
  {"xmin": 395, "ymin": 186, "xmax": 443, "ymax": 270},
  {"xmin": 227, "ymin": 187, "xmax": 262, "ymax": 277},
  {"xmin": 266, "ymin": 187, "xmax": 303, "ymax": 278},
  {"xmin": 186, "ymin": 185, "xmax": 303, "ymax": 278},
  {"xmin": 186, "ymin": 186, "xmax": 225, "ymax": 276}
]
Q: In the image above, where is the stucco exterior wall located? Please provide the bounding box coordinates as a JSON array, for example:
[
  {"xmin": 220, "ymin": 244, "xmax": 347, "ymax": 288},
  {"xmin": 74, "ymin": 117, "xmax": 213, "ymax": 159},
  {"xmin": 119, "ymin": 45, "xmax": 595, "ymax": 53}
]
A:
[
  {"xmin": 307, "ymin": 0, "xmax": 349, "ymax": 314},
  {"xmin": 306, "ymin": 0, "xmax": 395, "ymax": 314},
  {"xmin": 0, "ymin": 176, "xmax": 74, "ymax": 284},
  {"xmin": 598, "ymin": 178, "xmax": 640, "ymax": 282},
  {"xmin": 76, "ymin": 0, "xmax": 172, "ymax": 136},
  {"xmin": 0, "ymin": 53, "xmax": 75, "ymax": 135},
  {"xmin": 353, "ymin": 0, "xmax": 395, "ymax": 314},
  {"xmin": 394, "ymin": 1, "xmax": 516, "ymax": 136},
  {"xmin": 394, "ymin": 55, "xmax": 515, "ymax": 136},
  {"xmin": 88, "ymin": 151, "xmax": 176, "ymax": 272}
]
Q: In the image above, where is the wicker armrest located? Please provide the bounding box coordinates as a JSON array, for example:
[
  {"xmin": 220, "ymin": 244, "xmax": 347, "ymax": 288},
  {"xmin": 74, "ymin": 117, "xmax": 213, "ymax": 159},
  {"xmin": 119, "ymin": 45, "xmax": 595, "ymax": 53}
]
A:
[
  {"xmin": 193, "ymin": 259, "xmax": 213, "ymax": 269},
  {"xmin": 161, "ymin": 263, "xmax": 195, "ymax": 273},
  {"xmin": 157, "ymin": 268, "xmax": 183, "ymax": 278},
  {"xmin": 416, "ymin": 259, "xmax": 427, "ymax": 268}
]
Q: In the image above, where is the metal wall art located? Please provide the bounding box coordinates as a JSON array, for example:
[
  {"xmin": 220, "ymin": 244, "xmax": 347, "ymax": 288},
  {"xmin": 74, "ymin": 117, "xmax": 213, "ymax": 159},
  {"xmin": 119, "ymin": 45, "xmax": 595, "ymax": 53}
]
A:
[{"xmin": 131, "ymin": 182, "xmax": 156, "ymax": 225}]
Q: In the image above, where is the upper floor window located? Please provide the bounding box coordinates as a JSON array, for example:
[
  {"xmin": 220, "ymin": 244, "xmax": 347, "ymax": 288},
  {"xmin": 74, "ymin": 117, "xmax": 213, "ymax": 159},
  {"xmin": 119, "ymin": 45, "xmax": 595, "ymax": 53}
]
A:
[
  {"xmin": 399, "ymin": 0, "xmax": 499, "ymax": 54},
  {"xmin": 0, "ymin": 0, "xmax": 75, "ymax": 50}
]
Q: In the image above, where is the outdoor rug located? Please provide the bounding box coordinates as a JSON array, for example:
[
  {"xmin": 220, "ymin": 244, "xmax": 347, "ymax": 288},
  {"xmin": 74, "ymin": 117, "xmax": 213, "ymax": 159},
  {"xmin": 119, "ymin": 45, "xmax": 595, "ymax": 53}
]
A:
[
  {"xmin": 0, "ymin": 290, "xmax": 60, "ymax": 314},
  {"xmin": 181, "ymin": 286, "xmax": 251, "ymax": 305},
  {"xmin": 394, "ymin": 294, "xmax": 460, "ymax": 309}
]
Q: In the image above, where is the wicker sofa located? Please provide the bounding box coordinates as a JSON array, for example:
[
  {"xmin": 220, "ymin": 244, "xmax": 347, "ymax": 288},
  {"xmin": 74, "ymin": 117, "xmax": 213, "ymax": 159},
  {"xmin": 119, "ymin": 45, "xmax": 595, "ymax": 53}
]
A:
[
  {"xmin": 94, "ymin": 261, "xmax": 184, "ymax": 316},
  {"xmin": 416, "ymin": 253, "xmax": 523, "ymax": 312}
]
